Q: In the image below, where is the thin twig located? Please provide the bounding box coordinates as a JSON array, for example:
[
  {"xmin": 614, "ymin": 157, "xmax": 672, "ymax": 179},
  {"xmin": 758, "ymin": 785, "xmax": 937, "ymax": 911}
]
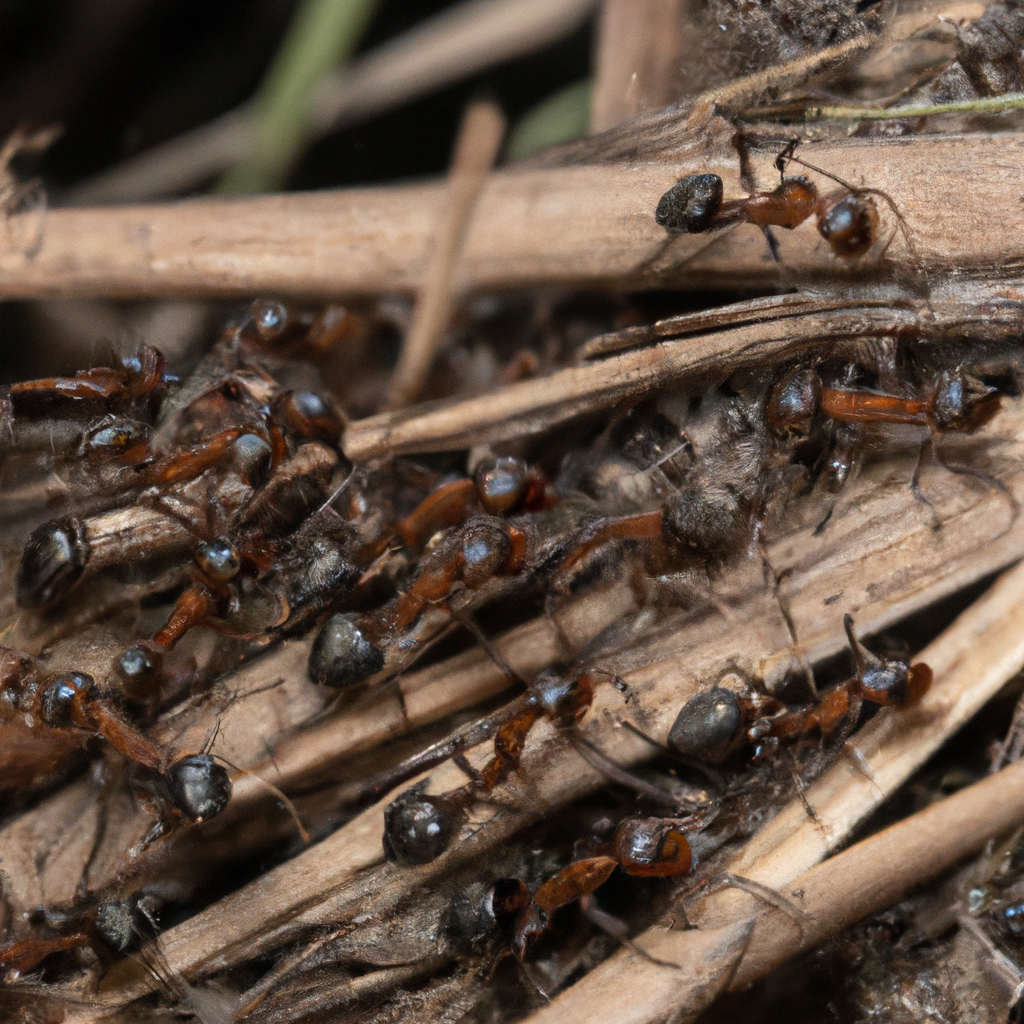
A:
[{"xmin": 385, "ymin": 100, "xmax": 505, "ymax": 408}]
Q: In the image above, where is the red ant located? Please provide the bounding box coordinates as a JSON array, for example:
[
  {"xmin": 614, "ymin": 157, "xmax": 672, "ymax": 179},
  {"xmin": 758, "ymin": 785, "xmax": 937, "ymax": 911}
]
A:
[
  {"xmin": 655, "ymin": 140, "xmax": 901, "ymax": 261},
  {"xmin": 666, "ymin": 615, "xmax": 932, "ymax": 765},
  {"xmin": 499, "ymin": 814, "xmax": 698, "ymax": 960},
  {"xmin": 389, "ymin": 455, "xmax": 552, "ymax": 552},
  {"xmin": 765, "ymin": 361, "xmax": 1005, "ymax": 509},
  {"xmin": 0, "ymin": 645, "xmax": 230, "ymax": 845}
]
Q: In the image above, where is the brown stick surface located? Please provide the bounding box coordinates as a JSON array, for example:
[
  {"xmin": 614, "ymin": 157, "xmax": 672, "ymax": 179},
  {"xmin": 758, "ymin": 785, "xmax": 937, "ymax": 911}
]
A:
[
  {"xmin": 8, "ymin": 132, "xmax": 1024, "ymax": 299},
  {"xmin": 73, "ymin": 397, "xmax": 1024, "ymax": 1007},
  {"xmin": 343, "ymin": 281, "xmax": 1024, "ymax": 458}
]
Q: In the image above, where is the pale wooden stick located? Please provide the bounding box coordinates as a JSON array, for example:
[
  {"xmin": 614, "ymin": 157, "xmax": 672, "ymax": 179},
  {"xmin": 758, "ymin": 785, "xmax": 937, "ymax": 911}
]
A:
[
  {"xmin": 4, "ymin": 133, "xmax": 1022, "ymax": 299},
  {"xmin": 343, "ymin": 281, "xmax": 1024, "ymax": 458},
  {"xmin": 525, "ymin": 758, "xmax": 1024, "ymax": 1024},
  {"xmin": 386, "ymin": 100, "xmax": 505, "ymax": 408}
]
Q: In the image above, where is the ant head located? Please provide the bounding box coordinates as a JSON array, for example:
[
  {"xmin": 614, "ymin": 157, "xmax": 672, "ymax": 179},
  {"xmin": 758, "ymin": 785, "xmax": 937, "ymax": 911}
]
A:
[
  {"xmin": 16, "ymin": 519, "xmax": 89, "ymax": 610},
  {"xmin": 473, "ymin": 455, "xmax": 529, "ymax": 515},
  {"xmin": 460, "ymin": 517, "xmax": 515, "ymax": 586},
  {"xmin": 933, "ymin": 369, "xmax": 1001, "ymax": 433},
  {"xmin": 166, "ymin": 754, "xmax": 231, "ymax": 822},
  {"xmin": 668, "ymin": 687, "xmax": 743, "ymax": 764},
  {"xmin": 272, "ymin": 390, "xmax": 344, "ymax": 444},
  {"xmin": 308, "ymin": 612, "xmax": 384, "ymax": 689},
  {"xmin": 614, "ymin": 817, "xmax": 693, "ymax": 877},
  {"xmin": 77, "ymin": 417, "xmax": 152, "ymax": 461},
  {"xmin": 655, "ymin": 173, "xmax": 724, "ymax": 233},
  {"xmin": 230, "ymin": 432, "xmax": 273, "ymax": 488},
  {"xmin": 818, "ymin": 193, "xmax": 879, "ymax": 258},
  {"xmin": 766, "ymin": 368, "xmax": 823, "ymax": 439},
  {"xmin": 531, "ymin": 669, "xmax": 594, "ymax": 726},
  {"xmin": 382, "ymin": 783, "xmax": 460, "ymax": 865}
]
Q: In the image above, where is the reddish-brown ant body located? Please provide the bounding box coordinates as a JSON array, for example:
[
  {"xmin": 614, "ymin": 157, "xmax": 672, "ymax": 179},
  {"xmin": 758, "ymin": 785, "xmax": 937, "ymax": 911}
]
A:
[
  {"xmin": 656, "ymin": 141, "xmax": 895, "ymax": 260},
  {"xmin": 0, "ymin": 645, "xmax": 231, "ymax": 843},
  {"xmin": 668, "ymin": 615, "xmax": 932, "ymax": 765}
]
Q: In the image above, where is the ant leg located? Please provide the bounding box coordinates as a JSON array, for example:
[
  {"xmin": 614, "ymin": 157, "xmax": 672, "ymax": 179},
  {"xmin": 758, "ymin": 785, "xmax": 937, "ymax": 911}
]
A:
[
  {"xmin": 579, "ymin": 894, "xmax": 681, "ymax": 970},
  {"xmin": 910, "ymin": 435, "xmax": 940, "ymax": 528},
  {"xmin": 559, "ymin": 510, "xmax": 664, "ymax": 574},
  {"xmin": 395, "ymin": 478, "xmax": 477, "ymax": 550},
  {"xmin": 710, "ymin": 873, "xmax": 813, "ymax": 936},
  {"xmin": 929, "ymin": 437, "xmax": 1019, "ymax": 522},
  {"xmin": 761, "ymin": 225, "xmax": 781, "ymax": 262},
  {"xmin": 567, "ymin": 734, "xmax": 696, "ymax": 808},
  {"xmin": 759, "ymin": 541, "xmax": 816, "ymax": 697},
  {"xmin": 449, "ymin": 605, "xmax": 527, "ymax": 685}
]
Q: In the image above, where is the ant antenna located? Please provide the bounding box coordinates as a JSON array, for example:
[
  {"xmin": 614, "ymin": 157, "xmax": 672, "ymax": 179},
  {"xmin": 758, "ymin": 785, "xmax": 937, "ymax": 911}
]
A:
[
  {"xmin": 316, "ymin": 466, "xmax": 355, "ymax": 516},
  {"xmin": 215, "ymin": 753, "xmax": 310, "ymax": 844}
]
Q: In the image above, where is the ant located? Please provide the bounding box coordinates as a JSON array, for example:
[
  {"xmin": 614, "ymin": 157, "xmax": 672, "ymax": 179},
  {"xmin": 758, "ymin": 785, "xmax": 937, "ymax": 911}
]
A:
[
  {"xmin": 0, "ymin": 645, "xmax": 231, "ymax": 845},
  {"xmin": 390, "ymin": 454, "xmax": 551, "ymax": 552},
  {"xmin": 655, "ymin": 140, "xmax": 901, "ymax": 261},
  {"xmin": 765, "ymin": 360, "xmax": 1005, "ymax": 508},
  {"xmin": 307, "ymin": 495, "xmax": 609, "ymax": 689},
  {"xmin": 666, "ymin": 615, "xmax": 932, "ymax": 765},
  {"xmin": 0, "ymin": 890, "xmax": 161, "ymax": 981},
  {"xmin": 499, "ymin": 814, "xmax": 699, "ymax": 960}
]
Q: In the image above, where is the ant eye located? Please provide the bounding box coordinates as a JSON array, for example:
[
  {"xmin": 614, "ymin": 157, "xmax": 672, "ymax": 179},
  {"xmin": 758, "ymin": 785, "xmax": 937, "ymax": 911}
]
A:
[
  {"xmin": 308, "ymin": 612, "xmax": 384, "ymax": 688},
  {"xmin": 195, "ymin": 538, "xmax": 240, "ymax": 582},
  {"xmin": 16, "ymin": 519, "xmax": 89, "ymax": 610},
  {"xmin": 818, "ymin": 194, "xmax": 878, "ymax": 258},
  {"xmin": 766, "ymin": 368, "xmax": 822, "ymax": 438},
  {"xmin": 166, "ymin": 754, "xmax": 231, "ymax": 822},
  {"xmin": 474, "ymin": 456, "xmax": 528, "ymax": 515},
  {"xmin": 655, "ymin": 173, "xmax": 724, "ymax": 233},
  {"xmin": 383, "ymin": 785, "xmax": 459, "ymax": 864},
  {"xmin": 668, "ymin": 687, "xmax": 742, "ymax": 763}
]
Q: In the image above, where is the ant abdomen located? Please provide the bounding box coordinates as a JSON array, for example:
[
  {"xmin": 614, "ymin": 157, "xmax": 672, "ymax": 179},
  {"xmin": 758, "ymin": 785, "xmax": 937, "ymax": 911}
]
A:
[
  {"xmin": 16, "ymin": 519, "xmax": 89, "ymax": 610},
  {"xmin": 165, "ymin": 754, "xmax": 231, "ymax": 822},
  {"xmin": 308, "ymin": 612, "xmax": 385, "ymax": 688},
  {"xmin": 668, "ymin": 687, "xmax": 743, "ymax": 764},
  {"xmin": 655, "ymin": 173, "xmax": 724, "ymax": 233},
  {"xmin": 382, "ymin": 784, "xmax": 461, "ymax": 864}
]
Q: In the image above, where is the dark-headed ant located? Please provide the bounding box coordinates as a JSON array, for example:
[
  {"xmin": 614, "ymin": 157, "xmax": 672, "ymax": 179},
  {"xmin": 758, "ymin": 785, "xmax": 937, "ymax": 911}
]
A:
[
  {"xmin": 655, "ymin": 140, "xmax": 899, "ymax": 260},
  {"xmin": 667, "ymin": 615, "xmax": 932, "ymax": 765},
  {"xmin": 0, "ymin": 645, "xmax": 230, "ymax": 844},
  {"xmin": 0, "ymin": 890, "xmax": 161, "ymax": 982},
  {"xmin": 392, "ymin": 455, "xmax": 550, "ymax": 551},
  {"xmin": 376, "ymin": 667, "xmax": 640, "ymax": 866}
]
